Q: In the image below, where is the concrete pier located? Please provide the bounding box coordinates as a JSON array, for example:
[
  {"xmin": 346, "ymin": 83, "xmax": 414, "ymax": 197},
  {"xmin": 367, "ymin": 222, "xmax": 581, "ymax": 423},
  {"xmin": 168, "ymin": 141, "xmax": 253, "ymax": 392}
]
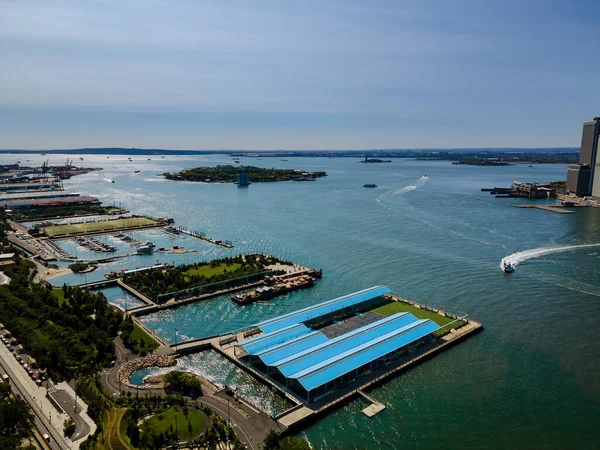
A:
[
  {"xmin": 514, "ymin": 204, "xmax": 574, "ymax": 214},
  {"xmin": 174, "ymin": 226, "xmax": 233, "ymax": 248},
  {"xmin": 169, "ymin": 298, "xmax": 483, "ymax": 433}
]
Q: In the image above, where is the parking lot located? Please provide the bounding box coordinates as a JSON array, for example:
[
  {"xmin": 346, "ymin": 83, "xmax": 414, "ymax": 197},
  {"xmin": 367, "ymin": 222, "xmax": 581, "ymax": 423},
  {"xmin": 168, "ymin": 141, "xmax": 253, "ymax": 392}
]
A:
[{"xmin": 0, "ymin": 326, "xmax": 50, "ymax": 388}]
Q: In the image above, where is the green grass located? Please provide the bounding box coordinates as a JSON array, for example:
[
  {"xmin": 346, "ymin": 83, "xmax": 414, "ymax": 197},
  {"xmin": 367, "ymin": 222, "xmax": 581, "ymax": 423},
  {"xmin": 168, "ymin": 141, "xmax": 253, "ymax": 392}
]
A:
[
  {"xmin": 372, "ymin": 300, "xmax": 464, "ymax": 333},
  {"xmin": 182, "ymin": 263, "xmax": 241, "ymax": 281},
  {"xmin": 141, "ymin": 406, "xmax": 205, "ymax": 441},
  {"xmin": 42, "ymin": 217, "xmax": 157, "ymax": 237},
  {"xmin": 130, "ymin": 323, "xmax": 159, "ymax": 352},
  {"xmin": 51, "ymin": 288, "xmax": 70, "ymax": 307}
]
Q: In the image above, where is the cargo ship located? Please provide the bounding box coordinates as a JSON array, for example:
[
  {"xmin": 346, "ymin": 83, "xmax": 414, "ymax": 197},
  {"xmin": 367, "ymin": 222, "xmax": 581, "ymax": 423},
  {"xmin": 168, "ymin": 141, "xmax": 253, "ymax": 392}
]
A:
[{"xmin": 232, "ymin": 275, "xmax": 316, "ymax": 305}]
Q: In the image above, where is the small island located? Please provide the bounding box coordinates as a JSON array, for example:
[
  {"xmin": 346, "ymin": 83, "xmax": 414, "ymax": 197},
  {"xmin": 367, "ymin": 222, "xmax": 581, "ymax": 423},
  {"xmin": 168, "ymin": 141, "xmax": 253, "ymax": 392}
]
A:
[{"xmin": 163, "ymin": 165, "xmax": 327, "ymax": 183}]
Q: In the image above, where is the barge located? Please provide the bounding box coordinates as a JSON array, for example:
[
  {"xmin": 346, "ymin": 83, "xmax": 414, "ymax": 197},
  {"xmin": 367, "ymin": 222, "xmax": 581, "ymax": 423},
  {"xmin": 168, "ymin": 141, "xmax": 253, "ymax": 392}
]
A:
[{"xmin": 232, "ymin": 274, "xmax": 316, "ymax": 305}]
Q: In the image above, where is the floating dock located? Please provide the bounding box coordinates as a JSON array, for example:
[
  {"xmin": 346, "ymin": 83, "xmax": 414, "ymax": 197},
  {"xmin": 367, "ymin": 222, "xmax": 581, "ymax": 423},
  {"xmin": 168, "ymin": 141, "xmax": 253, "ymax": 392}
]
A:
[{"xmin": 358, "ymin": 390, "xmax": 386, "ymax": 417}]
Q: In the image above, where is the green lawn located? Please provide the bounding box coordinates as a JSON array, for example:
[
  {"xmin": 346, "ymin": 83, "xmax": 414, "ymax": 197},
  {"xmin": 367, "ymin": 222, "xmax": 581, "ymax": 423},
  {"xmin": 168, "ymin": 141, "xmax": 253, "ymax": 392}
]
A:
[
  {"xmin": 130, "ymin": 323, "xmax": 159, "ymax": 352},
  {"xmin": 372, "ymin": 300, "xmax": 463, "ymax": 332},
  {"xmin": 43, "ymin": 217, "xmax": 157, "ymax": 237},
  {"xmin": 182, "ymin": 263, "xmax": 241, "ymax": 281},
  {"xmin": 51, "ymin": 288, "xmax": 70, "ymax": 307},
  {"xmin": 141, "ymin": 406, "xmax": 205, "ymax": 441}
]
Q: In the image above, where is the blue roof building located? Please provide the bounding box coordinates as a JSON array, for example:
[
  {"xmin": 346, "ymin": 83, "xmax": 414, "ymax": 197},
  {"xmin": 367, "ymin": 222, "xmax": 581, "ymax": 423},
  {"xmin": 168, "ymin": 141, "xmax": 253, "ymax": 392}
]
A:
[{"xmin": 235, "ymin": 287, "xmax": 440, "ymax": 402}]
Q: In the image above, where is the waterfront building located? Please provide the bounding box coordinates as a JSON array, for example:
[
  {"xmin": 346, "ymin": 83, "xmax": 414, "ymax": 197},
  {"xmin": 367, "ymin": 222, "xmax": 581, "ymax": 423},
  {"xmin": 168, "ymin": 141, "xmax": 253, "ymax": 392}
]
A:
[
  {"xmin": 236, "ymin": 171, "xmax": 250, "ymax": 185},
  {"xmin": 234, "ymin": 286, "xmax": 440, "ymax": 402},
  {"xmin": 567, "ymin": 117, "xmax": 600, "ymax": 196}
]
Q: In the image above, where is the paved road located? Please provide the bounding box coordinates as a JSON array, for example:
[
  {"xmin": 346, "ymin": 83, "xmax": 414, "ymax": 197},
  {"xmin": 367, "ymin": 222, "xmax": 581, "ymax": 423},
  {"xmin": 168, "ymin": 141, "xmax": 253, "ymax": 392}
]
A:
[
  {"xmin": 49, "ymin": 388, "xmax": 91, "ymax": 441},
  {"xmin": 0, "ymin": 342, "xmax": 70, "ymax": 449},
  {"xmin": 101, "ymin": 335, "xmax": 133, "ymax": 395}
]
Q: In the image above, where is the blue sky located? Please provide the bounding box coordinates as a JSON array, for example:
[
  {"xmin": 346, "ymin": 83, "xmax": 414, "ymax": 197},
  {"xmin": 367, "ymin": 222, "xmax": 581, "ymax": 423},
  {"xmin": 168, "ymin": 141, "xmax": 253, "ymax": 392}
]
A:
[{"xmin": 0, "ymin": 0, "xmax": 598, "ymax": 150}]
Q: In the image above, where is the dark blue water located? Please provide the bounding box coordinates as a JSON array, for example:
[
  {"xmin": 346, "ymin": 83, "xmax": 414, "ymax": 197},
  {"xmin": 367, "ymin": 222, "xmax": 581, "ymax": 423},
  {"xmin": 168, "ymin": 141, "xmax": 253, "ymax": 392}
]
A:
[{"xmin": 6, "ymin": 153, "xmax": 599, "ymax": 448}]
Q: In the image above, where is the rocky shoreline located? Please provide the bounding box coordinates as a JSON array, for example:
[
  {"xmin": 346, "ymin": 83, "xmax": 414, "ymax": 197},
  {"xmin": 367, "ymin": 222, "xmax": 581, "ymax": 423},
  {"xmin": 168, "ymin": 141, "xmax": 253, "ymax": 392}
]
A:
[{"xmin": 118, "ymin": 354, "xmax": 177, "ymax": 390}]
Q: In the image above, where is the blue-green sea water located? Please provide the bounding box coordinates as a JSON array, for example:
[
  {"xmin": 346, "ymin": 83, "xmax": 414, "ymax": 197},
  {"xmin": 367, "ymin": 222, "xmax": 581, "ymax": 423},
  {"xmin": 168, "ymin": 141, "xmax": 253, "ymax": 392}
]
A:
[{"xmin": 5, "ymin": 153, "xmax": 599, "ymax": 448}]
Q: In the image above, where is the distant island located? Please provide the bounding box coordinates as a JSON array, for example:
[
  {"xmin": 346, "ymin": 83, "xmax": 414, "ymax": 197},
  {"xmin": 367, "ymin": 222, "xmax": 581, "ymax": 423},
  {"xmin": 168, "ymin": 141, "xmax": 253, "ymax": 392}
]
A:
[
  {"xmin": 359, "ymin": 155, "xmax": 391, "ymax": 163},
  {"xmin": 0, "ymin": 148, "xmax": 579, "ymax": 165},
  {"xmin": 163, "ymin": 165, "xmax": 327, "ymax": 183},
  {"xmin": 452, "ymin": 159, "xmax": 511, "ymax": 166}
]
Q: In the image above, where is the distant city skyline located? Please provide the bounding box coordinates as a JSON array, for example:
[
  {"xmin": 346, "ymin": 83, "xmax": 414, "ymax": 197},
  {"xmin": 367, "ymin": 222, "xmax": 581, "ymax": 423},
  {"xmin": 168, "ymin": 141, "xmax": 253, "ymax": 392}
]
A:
[{"xmin": 1, "ymin": 1, "xmax": 598, "ymax": 150}]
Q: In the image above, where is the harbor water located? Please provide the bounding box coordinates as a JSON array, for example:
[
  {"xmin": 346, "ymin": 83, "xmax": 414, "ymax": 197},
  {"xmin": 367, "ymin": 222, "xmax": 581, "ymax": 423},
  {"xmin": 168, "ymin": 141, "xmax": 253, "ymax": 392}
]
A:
[{"xmin": 5, "ymin": 153, "xmax": 600, "ymax": 449}]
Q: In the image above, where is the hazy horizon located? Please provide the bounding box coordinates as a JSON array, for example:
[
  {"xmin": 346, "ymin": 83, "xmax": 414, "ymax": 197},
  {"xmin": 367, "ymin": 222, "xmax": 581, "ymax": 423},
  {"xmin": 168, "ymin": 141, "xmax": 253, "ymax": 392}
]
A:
[{"xmin": 0, "ymin": 146, "xmax": 579, "ymax": 153}]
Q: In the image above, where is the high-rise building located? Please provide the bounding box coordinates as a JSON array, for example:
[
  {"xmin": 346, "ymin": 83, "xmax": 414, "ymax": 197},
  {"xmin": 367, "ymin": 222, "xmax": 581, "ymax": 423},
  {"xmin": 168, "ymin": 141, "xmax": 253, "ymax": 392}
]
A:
[{"xmin": 567, "ymin": 117, "xmax": 600, "ymax": 197}]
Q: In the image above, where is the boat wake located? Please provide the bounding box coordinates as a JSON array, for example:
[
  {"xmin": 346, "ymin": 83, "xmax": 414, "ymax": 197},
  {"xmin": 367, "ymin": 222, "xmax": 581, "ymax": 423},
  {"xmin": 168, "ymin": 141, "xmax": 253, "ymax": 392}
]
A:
[
  {"xmin": 391, "ymin": 175, "xmax": 428, "ymax": 195},
  {"xmin": 376, "ymin": 176, "xmax": 428, "ymax": 208},
  {"xmin": 500, "ymin": 243, "xmax": 600, "ymax": 271}
]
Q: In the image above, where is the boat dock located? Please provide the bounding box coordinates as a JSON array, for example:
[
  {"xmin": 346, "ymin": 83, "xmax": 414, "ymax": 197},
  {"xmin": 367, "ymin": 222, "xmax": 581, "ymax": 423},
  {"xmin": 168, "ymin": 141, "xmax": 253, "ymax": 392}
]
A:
[
  {"xmin": 170, "ymin": 226, "xmax": 233, "ymax": 248},
  {"xmin": 358, "ymin": 390, "xmax": 386, "ymax": 417}
]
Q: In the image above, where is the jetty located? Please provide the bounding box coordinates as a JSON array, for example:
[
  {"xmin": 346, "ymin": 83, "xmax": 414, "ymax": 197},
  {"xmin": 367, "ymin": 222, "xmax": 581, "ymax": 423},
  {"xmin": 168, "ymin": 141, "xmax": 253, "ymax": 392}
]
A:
[{"xmin": 170, "ymin": 226, "xmax": 233, "ymax": 248}]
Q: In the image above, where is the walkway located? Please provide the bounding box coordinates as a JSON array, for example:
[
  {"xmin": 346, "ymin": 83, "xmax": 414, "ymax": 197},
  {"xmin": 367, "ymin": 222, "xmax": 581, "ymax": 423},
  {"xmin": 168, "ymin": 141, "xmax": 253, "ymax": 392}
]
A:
[{"xmin": 0, "ymin": 271, "xmax": 10, "ymax": 285}]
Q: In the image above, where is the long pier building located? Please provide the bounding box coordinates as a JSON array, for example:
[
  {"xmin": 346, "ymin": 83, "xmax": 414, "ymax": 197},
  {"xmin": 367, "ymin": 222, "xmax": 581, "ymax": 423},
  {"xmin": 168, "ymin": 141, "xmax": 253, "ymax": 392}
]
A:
[{"xmin": 232, "ymin": 286, "xmax": 440, "ymax": 402}]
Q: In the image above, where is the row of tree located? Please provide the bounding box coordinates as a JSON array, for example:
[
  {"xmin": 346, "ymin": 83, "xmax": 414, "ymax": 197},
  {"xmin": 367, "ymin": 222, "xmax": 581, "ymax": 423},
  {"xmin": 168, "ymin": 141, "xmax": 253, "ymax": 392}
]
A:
[{"xmin": 0, "ymin": 258, "xmax": 122, "ymax": 380}]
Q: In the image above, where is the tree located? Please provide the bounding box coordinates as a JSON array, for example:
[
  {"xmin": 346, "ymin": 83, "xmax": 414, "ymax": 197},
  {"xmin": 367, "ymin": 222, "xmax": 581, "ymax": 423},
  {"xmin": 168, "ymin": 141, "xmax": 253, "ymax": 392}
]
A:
[
  {"xmin": 64, "ymin": 418, "xmax": 76, "ymax": 438},
  {"xmin": 279, "ymin": 437, "xmax": 311, "ymax": 450},
  {"xmin": 263, "ymin": 430, "xmax": 281, "ymax": 450},
  {"xmin": 0, "ymin": 396, "xmax": 34, "ymax": 448},
  {"xmin": 164, "ymin": 371, "xmax": 203, "ymax": 398},
  {"xmin": 263, "ymin": 431, "xmax": 310, "ymax": 450}
]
